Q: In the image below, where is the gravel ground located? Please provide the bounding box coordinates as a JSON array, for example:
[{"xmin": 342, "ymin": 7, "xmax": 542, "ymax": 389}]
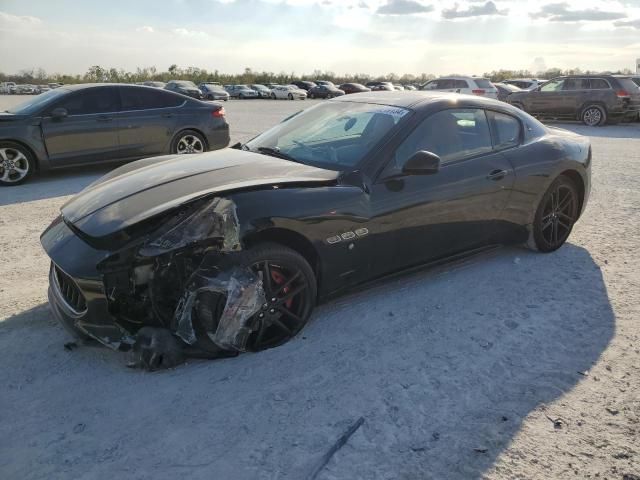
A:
[{"xmin": 0, "ymin": 95, "xmax": 639, "ymax": 480}]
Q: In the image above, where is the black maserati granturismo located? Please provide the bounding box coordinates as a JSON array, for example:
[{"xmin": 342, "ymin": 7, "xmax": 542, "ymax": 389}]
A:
[{"xmin": 41, "ymin": 92, "xmax": 591, "ymax": 369}]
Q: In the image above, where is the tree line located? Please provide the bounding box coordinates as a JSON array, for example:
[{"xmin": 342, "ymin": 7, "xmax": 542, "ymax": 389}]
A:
[{"xmin": 0, "ymin": 65, "xmax": 635, "ymax": 86}]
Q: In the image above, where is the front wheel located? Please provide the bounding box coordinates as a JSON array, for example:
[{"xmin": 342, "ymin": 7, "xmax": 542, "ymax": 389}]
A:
[
  {"xmin": 528, "ymin": 175, "xmax": 579, "ymax": 252},
  {"xmin": 288, "ymin": 93, "xmax": 293, "ymax": 100},
  {"xmin": 192, "ymin": 244, "xmax": 317, "ymax": 353},
  {"xmin": 0, "ymin": 141, "xmax": 34, "ymax": 186},
  {"xmin": 581, "ymin": 105, "xmax": 606, "ymax": 126},
  {"xmin": 171, "ymin": 130, "xmax": 206, "ymax": 154},
  {"xmin": 271, "ymin": 92, "xmax": 276, "ymax": 100}
]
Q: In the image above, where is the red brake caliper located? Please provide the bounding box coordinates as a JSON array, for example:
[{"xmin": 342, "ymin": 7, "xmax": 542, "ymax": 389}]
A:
[{"xmin": 270, "ymin": 268, "xmax": 293, "ymax": 309}]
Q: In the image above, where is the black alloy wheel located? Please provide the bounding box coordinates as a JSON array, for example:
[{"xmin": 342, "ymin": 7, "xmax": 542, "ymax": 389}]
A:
[
  {"xmin": 530, "ymin": 175, "xmax": 579, "ymax": 252},
  {"xmin": 191, "ymin": 244, "xmax": 316, "ymax": 353},
  {"xmin": 245, "ymin": 245, "xmax": 316, "ymax": 351}
]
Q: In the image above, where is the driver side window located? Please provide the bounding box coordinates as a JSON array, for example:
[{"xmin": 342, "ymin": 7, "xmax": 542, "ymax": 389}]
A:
[
  {"xmin": 389, "ymin": 108, "xmax": 492, "ymax": 174},
  {"xmin": 541, "ymin": 79, "xmax": 565, "ymax": 92}
]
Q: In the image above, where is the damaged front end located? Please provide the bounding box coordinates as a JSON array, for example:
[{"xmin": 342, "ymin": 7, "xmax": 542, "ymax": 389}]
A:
[{"xmin": 45, "ymin": 197, "xmax": 267, "ymax": 368}]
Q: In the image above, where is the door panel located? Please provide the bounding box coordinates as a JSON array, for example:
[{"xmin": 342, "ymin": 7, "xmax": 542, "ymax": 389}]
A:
[
  {"xmin": 41, "ymin": 87, "xmax": 121, "ymax": 167},
  {"xmin": 369, "ymin": 108, "xmax": 515, "ymax": 276},
  {"xmin": 117, "ymin": 87, "xmax": 180, "ymax": 157}
]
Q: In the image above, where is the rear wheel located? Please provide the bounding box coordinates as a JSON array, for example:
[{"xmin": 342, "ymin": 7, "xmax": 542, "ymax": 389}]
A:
[
  {"xmin": 171, "ymin": 130, "xmax": 206, "ymax": 154},
  {"xmin": 0, "ymin": 141, "xmax": 34, "ymax": 186},
  {"xmin": 528, "ymin": 175, "xmax": 579, "ymax": 252},
  {"xmin": 581, "ymin": 105, "xmax": 606, "ymax": 126}
]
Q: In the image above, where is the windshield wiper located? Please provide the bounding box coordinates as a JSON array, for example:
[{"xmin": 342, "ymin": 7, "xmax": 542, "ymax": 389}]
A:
[{"xmin": 256, "ymin": 146, "xmax": 300, "ymax": 163}]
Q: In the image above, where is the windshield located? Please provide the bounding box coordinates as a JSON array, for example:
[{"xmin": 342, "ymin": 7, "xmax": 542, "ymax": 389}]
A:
[
  {"xmin": 245, "ymin": 101, "xmax": 410, "ymax": 170},
  {"xmin": 6, "ymin": 88, "xmax": 68, "ymax": 115}
]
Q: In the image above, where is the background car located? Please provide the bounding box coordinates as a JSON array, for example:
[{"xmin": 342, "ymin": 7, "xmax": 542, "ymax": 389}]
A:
[
  {"xmin": 366, "ymin": 81, "xmax": 394, "ymax": 91},
  {"xmin": 226, "ymin": 85, "xmax": 259, "ymax": 99},
  {"xmin": 393, "ymin": 85, "xmax": 405, "ymax": 91},
  {"xmin": 339, "ymin": 83, "xmax": 371, "ymax": 94},
  {"xmin": 0, "ymin": 84, "xmax": 229, "ymax": 185},
  {"xmin": 249, "ymin": 84, "xmax": 273, "ymax": 98},
  {"xmin": 314, "ymin": 80, "xmax": 335, "ymax": 87},
  {"xmin": 40, "ymin": 91, "xmax": 591, "ymax": 367},
  {"xmin": 0, "ymin": 82, "xmax": 16, "ymax": 94},
  {"xmin": 420, "ymin": 76, "xmax": 499, "ymax": 99},
  {"xmin": 292, "ymin": 80, "xmax": 316, "ymax": 91},
  {"xmin": 503, "ymin": 78, "xmax": 544, "ymax": 90},
  {"xmin": 507, "ymin": 75, "xmax": 640, "ymax": 126},
  {"xmin": 404, "ymin": 85, "xmax": 417, "ymax": 91},
  {"xmin": 493, "ymin": 82, "xmax": 522, "ymax": 102},
  {"xmin": 271, "ymin": 85, "xmax": 307, "ymax": 100},
  {"xmin": 36, "ymin": 85, "xmax": 51, "ymax": 94},
  {"xmin": 307, "ymin": 84, "xmax": 345, "ymax": 99},
  {"xmin": 143, "ymin": 81, "xmax": 167, "ymax": 89},
  {"xmin": 15, "ymin": 85, "xmax": 37, "ymax": 95},
  {"xmin": 199, "ymin": 83, "xmax": 230, "ymax": 101},
  {"xmin": 165, "ymin": 80, "xmax": 204, "ymax": 99}
]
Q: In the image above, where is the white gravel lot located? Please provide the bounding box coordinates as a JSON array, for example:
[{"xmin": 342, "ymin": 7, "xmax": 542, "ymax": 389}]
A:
[{"xmin": 0, "ymin": 95, "xmax": 639, "ymax": 480}]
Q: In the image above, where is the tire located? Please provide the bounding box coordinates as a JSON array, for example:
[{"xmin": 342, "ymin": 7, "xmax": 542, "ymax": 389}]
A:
[
  {"xmin": 309, "ymin": 93, "xmax": 315, "ymax": 99},
  {"xmin": 288, "ymin": 93, "xmax": 293, "ymax": 100},
  {"xmin": 171, "ymin": 130, "xmax": 207, "ymax": 154},
  {"xmin": 581, "ymin": 105, "xmax": 606, "ymax": 126},
  {"xmin": 271, "ymin": 93, "xmax": 276, "ymax": 100},
  {"xmin": 0, "ymin": 141, "xmax": 35, "ymax": 186},
  {"xmin": 192, "ymin": 243, "xmax": 317, "ymax": 353},
  {"xmin": 239, "ymin": 94, "xmax": 244, "ymax": 100},
  {"xmin": 527, "ymin": 175, "xmax": 579, "ymax": 252}
]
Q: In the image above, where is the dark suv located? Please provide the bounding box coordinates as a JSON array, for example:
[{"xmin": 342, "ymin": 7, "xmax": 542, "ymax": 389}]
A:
[{"xmin": 507, "ymin": 75, "xmax": 640, "ymax": 126}]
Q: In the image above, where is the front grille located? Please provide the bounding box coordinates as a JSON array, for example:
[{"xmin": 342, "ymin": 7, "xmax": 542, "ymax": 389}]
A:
[{"xmin": 53, "ymin": 265, "xmax": 87, "ymax": 313}]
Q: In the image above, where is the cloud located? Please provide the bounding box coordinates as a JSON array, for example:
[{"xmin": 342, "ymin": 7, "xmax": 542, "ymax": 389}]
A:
[
  {"xmin": 614, "ymin": 18, "xmax": 640, "ymax": 29},
  {"xmin": 376, "ymin": 0, "xmax": 433, "ymax": 15},
  {"xmin": 530, "ymin": 2, "xmax": 627, "ymax": 22},
  {"xmin": 136, "ymin": 25, "xmax": 154, "ymax": 33},
  {"xmin": 0, "ymin": 11, "xmax": 42, "ymax": 26},
  {"xmin": 442, "ymin": 1, "xmax": 508, "ymax": 19},
  {"xmin": 172, "ymin": 27, "xmax": 208, "ymax": 37}
]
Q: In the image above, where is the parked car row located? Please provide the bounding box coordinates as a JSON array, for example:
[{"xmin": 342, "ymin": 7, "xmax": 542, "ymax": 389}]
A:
[{"xmin": 0, "ymin": 82, "xmax": 62, "ymax": 94}]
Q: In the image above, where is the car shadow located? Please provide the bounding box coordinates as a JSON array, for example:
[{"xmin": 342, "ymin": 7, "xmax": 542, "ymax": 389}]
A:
[
  {"xmin": 0, "ymin": 165, "xmax": 114, "ymax": 206},
  {"xmin": 0, "ymin": 244, "xmax": 613, "ymax": 480},
  {"xmin": 546, "ymin": 121, "xmax": 640, "ymax": 139}
]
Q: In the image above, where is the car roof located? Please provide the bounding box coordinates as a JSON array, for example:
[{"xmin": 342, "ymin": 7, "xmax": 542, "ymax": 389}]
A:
[{"xmin": 332, "ymin": 91, "xmax": 507, "ymax": 110}]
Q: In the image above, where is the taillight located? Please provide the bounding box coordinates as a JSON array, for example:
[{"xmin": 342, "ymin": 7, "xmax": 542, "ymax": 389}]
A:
[
  {"xmin": 472, "ymin": 89, "xmax": 486, "ymax": 95},
  {"xmin": 616, "ymin": 89, "xmax": 630, "ymax": 98},
  {"xmin": 212, "ymin": 107, "xmax": 225, "ymax": 118}
]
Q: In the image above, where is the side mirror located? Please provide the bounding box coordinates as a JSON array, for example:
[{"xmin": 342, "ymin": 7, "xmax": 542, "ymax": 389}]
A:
[
  {"xmin": 402, "ymin": 151, "xmax": 441, "ymax": 175},
  {"xmin": 51, "ymin": 107, "xmax": 68, "ymax": 119}
]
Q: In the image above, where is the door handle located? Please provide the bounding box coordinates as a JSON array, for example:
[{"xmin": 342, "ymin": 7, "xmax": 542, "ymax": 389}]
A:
[
  {"xmin": 97, "ymin": 115, "xmax": 113, "ymax": 122},
  {"xmin": 487, "ymin": 169, "xmax": 507, "ymax": 181},
  {"xmin": 162, "ymin": 113, "xmax": 173, "ymax": 118}
]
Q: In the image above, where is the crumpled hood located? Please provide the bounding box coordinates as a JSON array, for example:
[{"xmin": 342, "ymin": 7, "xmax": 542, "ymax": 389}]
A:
[{"xmin": 61, "ymin": 148, "xmax": 339, "ymax": 238}]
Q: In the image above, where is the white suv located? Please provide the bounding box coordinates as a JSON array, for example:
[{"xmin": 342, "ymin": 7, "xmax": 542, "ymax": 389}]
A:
[
  {"xmin": 420, "ymin": 76, "xmax": 498, "ymax": 99},
  {"xmin": 503, "ymin": 78, "xmax": 544, "ymax": 90}
]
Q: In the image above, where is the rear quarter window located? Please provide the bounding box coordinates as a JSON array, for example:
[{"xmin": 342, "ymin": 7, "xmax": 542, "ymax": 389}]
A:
[{"xmin": 589, "ymin": 79, "xmax": 610, "ymax": 89}]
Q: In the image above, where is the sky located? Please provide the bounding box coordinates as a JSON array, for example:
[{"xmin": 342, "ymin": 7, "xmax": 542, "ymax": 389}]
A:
[{"xmin": 1, "ymin": 0, "xmax": 639, "ymax": 77}]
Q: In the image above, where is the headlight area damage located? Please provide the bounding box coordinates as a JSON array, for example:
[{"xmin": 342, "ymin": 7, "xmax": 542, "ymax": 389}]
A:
[{"xmin": 81, "ymin": 197, "xmax": 267, "ymax": 370}]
